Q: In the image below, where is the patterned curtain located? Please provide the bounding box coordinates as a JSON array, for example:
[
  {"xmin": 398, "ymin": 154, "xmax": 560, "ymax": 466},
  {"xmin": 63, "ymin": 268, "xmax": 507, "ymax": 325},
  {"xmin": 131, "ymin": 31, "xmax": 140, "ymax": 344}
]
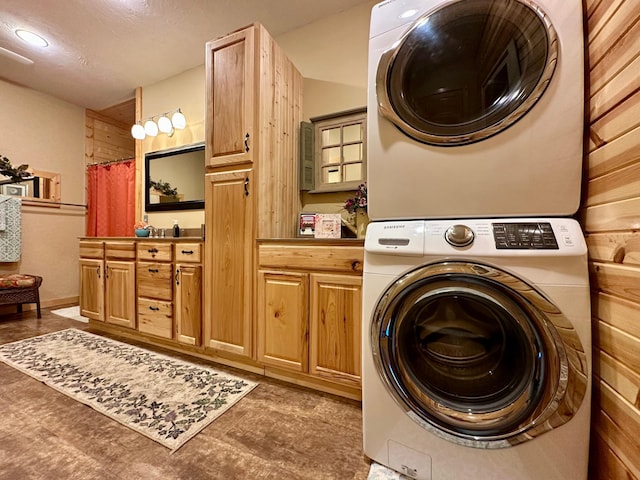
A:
[{"xmin": 86, "ymin": 160, "xmax": 136, "ymax": 237}]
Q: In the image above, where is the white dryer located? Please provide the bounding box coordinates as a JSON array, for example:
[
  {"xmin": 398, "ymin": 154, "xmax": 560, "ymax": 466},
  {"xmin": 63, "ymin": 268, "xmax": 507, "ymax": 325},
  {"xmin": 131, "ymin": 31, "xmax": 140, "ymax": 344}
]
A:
[
  {"xmin": 362, "ymin": 218, "xmax": 591, "ymax": 479},
  {"xmin": 367, "ymin": 0, "xmax": 585, "ymax": 220}
]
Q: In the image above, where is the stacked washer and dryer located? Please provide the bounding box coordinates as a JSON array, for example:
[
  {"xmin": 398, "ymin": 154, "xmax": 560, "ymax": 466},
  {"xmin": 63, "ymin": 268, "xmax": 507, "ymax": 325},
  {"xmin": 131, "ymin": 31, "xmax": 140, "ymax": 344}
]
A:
[{"xmin": 362, "ymin": 1, "xmax": 591, "ymax": 479}]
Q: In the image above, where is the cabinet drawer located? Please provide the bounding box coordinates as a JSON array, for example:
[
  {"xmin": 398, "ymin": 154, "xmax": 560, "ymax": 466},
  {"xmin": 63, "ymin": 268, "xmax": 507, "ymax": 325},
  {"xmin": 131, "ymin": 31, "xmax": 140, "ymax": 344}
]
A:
[
  {"xmin": 258, "ymin": 244, "xmax": 364, "ymax": 273},
  {"xmin": 79, "ymin": 241, "xmax": 104, "ymax": 259},
  {"xmin": 105, "ymin": 242, "xmax": 136, "ymax": 260},
  {"xmin": 137, "ymin": 262, "xmax": 173, "ymax": 300},
  {"xmin": 137, "ymin": 242, "xmax": 173, "ymax": 261},
  {"xmin": 138, "ymin": 298, "xmax": 173, "ymax": 339},
  {"xmin": 175, "ymin": 243, "xmax": 202, "ymax": 263}
]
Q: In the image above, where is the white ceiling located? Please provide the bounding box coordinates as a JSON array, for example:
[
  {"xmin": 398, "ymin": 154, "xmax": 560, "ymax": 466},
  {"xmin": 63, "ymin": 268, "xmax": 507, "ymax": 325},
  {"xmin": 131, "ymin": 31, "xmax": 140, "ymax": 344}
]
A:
[{"xmin": 0, "ymin": 0, "xmax": 372, "ymax": 111}]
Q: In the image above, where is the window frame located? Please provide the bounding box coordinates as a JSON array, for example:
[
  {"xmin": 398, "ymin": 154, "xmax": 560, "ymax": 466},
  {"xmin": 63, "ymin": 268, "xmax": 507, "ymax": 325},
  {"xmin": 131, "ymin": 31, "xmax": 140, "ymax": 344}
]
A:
[{"xmin": 310, "ymin": 107, "xmax": 367, "ymax": 193}]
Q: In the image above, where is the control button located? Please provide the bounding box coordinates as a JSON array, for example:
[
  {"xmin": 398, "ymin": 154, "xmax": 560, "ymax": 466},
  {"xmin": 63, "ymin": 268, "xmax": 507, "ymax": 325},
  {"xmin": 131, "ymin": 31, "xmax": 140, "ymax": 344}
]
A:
[{"xmin": 445, "ymin": 224, "xmax": 474, "ymax": 247}]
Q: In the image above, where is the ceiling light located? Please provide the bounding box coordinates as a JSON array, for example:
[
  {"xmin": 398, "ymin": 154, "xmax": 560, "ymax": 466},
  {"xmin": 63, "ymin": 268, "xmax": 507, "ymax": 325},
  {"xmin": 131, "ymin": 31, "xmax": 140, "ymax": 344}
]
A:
[
  {"xmin": 15, "ymin": 29, "xmax": 49, "ymax": 48},
  {"xmin": 399, "ymin": 9, "xmax": 418, "ymax": 19}
]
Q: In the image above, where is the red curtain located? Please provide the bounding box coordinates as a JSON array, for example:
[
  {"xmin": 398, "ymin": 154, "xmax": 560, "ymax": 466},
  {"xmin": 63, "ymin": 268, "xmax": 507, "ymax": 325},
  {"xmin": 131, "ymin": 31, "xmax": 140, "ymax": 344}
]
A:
[{"xmin": 86, "ymin": 160, "xmax": 136, "ymax": 237}]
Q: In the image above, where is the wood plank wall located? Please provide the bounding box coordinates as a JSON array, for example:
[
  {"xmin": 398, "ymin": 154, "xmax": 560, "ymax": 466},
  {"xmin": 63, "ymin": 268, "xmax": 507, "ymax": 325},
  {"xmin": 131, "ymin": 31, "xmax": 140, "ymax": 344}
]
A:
[
  {"xmin": 85, "ymin": 108, "xmax": 135, "ymax": 165},
  {"xmin": 583, "ymin": 1, "xmax": 640, "ymax": 478}
]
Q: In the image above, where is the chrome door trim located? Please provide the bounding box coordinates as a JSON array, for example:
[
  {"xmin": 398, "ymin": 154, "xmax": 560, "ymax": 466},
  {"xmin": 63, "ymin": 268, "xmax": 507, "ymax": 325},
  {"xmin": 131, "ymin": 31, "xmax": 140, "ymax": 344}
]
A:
[
  {"xmin": 371, "ymin": 261, "xmax": 588, "ymax": 448},
  {"xmin": 376, "ymin": 0, "xmax": 559, "ymax": 146}
]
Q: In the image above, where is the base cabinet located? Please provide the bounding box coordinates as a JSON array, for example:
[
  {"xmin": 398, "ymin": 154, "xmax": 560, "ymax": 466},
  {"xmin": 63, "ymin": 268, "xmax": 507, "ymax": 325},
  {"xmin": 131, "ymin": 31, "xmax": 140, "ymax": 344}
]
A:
[
  {"xmin": 257, "ymin": 271, "xmax": 308, "ymax": 372},
  {"xmin": 79, "ymin": 256, "xmax": 104, "ymax": 320},
  {"xmin": 257, "ymin": 242, "xmax": 364, "ymax": 395},
  {"xmin": 80, "ymin": 241, "xmax": 136, "ymax": 329},
  {"xmin": 176, "ymin": 264, "xmax": 202, "ymax": 346}
]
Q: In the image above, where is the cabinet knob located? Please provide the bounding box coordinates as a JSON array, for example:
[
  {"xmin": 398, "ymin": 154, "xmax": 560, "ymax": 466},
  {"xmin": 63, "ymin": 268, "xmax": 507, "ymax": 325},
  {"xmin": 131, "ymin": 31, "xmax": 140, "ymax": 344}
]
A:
[
  {"xmin": 244, "ymin": 177, "xmax": 250, "ymax": 197},
  {"xmin": 181, "ymin": 250, "xmax": 194, "ymax": 255},
  {"xmin": 149, "ymin": 306, "xmax": 160, "ymax": 311},
  {"xmin": 175, "ymin": 269, "xmax": 180, "ymax": 285},
  {"xmin": 244, "ymin": 133, "xmax": 250, "ymax": 152},
  {"xmin": 148, "ymin": 248, "xmax": 158, "ymax": 253},
  {"xmin": 148, "ymin": 268, "xmax": 159, "ymax": 273}
]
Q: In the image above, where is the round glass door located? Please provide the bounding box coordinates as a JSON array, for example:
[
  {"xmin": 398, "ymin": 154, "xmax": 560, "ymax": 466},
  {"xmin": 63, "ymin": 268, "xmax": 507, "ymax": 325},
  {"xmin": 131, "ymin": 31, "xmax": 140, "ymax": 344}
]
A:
[
  {"xmin": 376, "ymin": 0, "xmax": 558, "ymax": 145},
  {"xmin": 372, "ymin": 261, "xmax": 588, "ymax": 447}
]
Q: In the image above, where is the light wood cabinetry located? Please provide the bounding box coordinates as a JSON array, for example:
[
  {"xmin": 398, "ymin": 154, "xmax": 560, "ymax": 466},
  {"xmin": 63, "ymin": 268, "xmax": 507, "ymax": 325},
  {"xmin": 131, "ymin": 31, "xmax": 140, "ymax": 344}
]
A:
[
  {"xmin": 257, "ymin": 241, "xmax": 364, "ymax": 399},
  {"xmin": 79, "ymin": 240, "xmax": 136, "ymax": 329},
  {"xmin": 175, "ymin": 243, "xmax": 203, "ymax": 346},
  {"xmin": 137, "ymin": 242, "xmax": 174, "ymax": 339},
  {"xmin": 79, "ymin": 241, "xmax": 104, "ymax": 320},
  {"xmin": 204, "ymin": 170, "xmax": 254, "ymax": 356},
  {"xmin": 204, "ymin": 23, "xmax": 302, "ymax": 363}
]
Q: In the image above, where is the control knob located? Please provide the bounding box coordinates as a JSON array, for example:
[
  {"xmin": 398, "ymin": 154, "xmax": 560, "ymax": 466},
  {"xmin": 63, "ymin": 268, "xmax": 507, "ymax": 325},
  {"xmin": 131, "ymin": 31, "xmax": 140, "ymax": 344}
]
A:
[{"xmin": 445, "ymin": 224, "xmax": 474, "ymax": 247}]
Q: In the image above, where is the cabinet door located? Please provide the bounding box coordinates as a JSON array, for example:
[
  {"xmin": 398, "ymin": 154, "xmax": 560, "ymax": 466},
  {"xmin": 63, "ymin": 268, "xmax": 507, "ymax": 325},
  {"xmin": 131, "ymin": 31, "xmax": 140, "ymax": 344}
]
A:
[
  {"xmin": 176, "ymin": 264, "xmax": 202, "ymax": 346},
  {"xmin": 79, "ymin": 258, "xmax": 104, "ymax": 321},
  {"xmin": 257, "ymin": 270, "xmax": 308, "ymax": 372},
  {"xmin": 205, "ymin": 25, "xmax": 255, "ymax": 167},
  {"xmin": 105, "ymin": 260, "xmax": 136, "ymax": 329},
  {"xmin": 204, "ymin": 169, "xmax": 254, "ymax": 357},
  {"xmin": 309, "ymin": 273, "xmax": 362, "ymax": 386}
]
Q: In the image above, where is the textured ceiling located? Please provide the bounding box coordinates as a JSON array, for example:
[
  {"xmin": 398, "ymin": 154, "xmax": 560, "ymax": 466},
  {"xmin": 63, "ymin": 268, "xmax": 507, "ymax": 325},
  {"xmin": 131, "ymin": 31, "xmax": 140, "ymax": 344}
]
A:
[{"xmin": 0, "ymin": 0, "xmax": 372, "ymax": 110}]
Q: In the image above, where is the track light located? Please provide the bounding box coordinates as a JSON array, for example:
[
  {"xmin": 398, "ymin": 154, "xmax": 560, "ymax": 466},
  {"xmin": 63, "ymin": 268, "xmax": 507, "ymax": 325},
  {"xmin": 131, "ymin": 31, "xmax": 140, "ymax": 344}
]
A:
[{"xmin": 130, "ymin": 108, "xmax": 186, "ymax": 140}]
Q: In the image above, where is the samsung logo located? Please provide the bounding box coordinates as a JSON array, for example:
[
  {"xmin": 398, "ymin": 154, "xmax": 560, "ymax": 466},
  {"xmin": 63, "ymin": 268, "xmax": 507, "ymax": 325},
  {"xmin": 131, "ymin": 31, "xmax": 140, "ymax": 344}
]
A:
[{"xmin": 383, "ymin": 225, "xmax": 405, "ymax": 229}]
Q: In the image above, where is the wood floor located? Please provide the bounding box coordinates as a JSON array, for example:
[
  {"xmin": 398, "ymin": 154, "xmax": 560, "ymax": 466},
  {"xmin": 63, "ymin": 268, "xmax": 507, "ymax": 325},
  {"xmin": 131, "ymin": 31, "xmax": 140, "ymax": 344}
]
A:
[{"xmin": 0, "ymin": 309, "xmax": 372, "ymax": 480}]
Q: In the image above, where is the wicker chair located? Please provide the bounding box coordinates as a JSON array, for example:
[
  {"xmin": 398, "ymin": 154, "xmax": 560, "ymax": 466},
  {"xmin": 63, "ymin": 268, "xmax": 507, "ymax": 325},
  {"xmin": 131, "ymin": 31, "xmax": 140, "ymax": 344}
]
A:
[{"xmin": 0, "ymin": 274, "xmax": 42, "ymax": 318}]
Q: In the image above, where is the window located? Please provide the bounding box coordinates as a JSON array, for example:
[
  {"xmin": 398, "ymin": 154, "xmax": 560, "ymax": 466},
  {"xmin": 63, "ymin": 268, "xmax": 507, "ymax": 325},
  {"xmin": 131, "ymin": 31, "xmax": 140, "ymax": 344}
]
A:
[{"xmin": 301, "ymin": 108, "xmax": 366, "ymax": 193}]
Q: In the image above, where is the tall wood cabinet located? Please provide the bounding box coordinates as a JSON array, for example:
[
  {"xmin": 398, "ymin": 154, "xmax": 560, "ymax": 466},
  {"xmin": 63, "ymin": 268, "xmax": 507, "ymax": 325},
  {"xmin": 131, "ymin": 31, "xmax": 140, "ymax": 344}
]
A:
[{"xmin": 203, "ymin": 23, "xmax": 302, "ymax": 361}]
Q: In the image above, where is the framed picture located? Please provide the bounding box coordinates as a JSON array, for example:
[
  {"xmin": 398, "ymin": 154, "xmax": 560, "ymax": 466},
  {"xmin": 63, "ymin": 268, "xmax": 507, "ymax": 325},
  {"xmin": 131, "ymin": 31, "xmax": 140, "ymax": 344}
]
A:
[
  {"xmin": 314, "ymin": 213, "xmax": 342, "ymax": 239},
  {"xmin": 299, "ymin": 213, "xmax": 317, "ymax": 237},
  {"xmin": 1, "ymin": 184, "xmax": 28, "ymax": 197}
]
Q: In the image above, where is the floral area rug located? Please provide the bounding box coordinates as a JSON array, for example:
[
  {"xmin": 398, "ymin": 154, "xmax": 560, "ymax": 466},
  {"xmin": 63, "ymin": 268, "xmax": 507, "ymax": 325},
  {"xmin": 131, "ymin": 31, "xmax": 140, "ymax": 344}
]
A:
[{"xmin": 0, "ymin": 328, "xmax": 257, "ymax": 452}]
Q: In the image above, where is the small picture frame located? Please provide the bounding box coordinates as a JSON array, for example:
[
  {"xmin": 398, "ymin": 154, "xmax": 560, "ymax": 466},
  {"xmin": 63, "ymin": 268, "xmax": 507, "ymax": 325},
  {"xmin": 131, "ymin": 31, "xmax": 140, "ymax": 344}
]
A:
[
  {"xmin": 1, "ymin": 184, "xmax": 28, "ymax": 197},
  {"xmin": 299, "ymin": 213, "xmax": 317, "ymax": 237},
  {"xmin": 314, "ymin": 213, "xmax": 342, "ymax": 239}
]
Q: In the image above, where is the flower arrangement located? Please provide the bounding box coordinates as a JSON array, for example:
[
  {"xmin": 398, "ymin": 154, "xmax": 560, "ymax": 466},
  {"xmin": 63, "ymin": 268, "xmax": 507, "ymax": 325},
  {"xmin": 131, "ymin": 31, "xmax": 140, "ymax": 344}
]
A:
[
  {"xmin": 344, "ymin": 183, "xmax": 368, "ymax": 214},
  {"xmin": 149, "ymin": 179, "xmax": 178, "ymax": 198},
  {"xmin": 134, "ymin": 220, "xmax": 149, "ymax": 230}
]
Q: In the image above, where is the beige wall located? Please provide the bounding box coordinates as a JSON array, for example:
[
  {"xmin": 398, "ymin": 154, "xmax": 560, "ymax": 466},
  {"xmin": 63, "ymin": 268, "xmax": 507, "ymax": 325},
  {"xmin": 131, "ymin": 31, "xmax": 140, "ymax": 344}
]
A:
[
  {"xmin": 0, "ymin": 79, "xmax": 86, "ymax": 308},
  {"xmin": 140, "ymin": 65, "xmax": 206, "ymax": 230}
]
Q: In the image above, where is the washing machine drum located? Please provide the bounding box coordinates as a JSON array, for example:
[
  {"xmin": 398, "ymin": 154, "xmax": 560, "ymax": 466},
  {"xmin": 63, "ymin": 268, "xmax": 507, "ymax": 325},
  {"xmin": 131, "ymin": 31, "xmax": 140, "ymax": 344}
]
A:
[
  {"xmin": 377, "ymin": 0, "xmax": 558, "ymax": 145},
  {"xmin": 371, "ymin": 261, "xmax": 588, "ymax": 448}
]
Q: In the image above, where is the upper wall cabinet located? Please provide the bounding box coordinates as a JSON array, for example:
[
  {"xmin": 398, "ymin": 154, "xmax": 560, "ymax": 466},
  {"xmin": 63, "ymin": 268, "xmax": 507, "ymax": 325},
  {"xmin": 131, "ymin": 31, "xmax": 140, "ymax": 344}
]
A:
[{"xmin": 205, "ymin": 27, "xmax": 255, "ymax": 168}]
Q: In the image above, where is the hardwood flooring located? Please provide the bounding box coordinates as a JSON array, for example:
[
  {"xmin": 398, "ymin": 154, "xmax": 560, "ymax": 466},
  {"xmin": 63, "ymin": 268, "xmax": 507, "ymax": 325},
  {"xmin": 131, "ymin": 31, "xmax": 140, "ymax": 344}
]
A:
[{"xmin": 0, "ymin": 310, "xmax": 371, "ymax": 480}]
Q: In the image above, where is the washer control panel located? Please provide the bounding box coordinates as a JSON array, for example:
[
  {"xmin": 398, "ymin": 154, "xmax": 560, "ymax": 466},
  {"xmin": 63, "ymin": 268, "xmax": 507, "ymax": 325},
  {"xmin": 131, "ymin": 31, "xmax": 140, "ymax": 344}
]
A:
[{"xmin": 492, "ymin": 222, "xmax": 559, "ymax": 250}]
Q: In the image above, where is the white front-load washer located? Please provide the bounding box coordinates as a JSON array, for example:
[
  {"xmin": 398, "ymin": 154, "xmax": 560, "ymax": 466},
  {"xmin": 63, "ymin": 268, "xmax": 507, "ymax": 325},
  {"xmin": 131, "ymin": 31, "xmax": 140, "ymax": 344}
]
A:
[
  {"xmin": 367, "ymin": 0, "xmax": 585, "ymax": 220},
  {"xmin": 362, "ymin": 218, "xmax": 591, "ymax": 480}
]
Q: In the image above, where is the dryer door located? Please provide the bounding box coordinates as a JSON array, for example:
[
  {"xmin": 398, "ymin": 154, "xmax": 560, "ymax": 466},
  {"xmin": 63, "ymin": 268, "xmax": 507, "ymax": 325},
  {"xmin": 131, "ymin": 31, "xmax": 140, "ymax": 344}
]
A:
[
  {"xmin": 377, "ymin": 0, "xmax": 558, "ymax": 146},
  {"xmin": 371, "ymin": 261, "xmax": 588, "ymax": 448}
]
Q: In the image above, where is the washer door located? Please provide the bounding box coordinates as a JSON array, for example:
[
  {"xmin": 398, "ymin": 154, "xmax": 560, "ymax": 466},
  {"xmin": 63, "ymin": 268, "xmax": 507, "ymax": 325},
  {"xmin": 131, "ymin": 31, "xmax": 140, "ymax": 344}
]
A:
[
  {"xmin": 371, "ymin": 261, "xmax": 588, "ymax": 448},
  {"xmin": 377, "ymin": 0, "xmax": 558, "ymax": 145}
]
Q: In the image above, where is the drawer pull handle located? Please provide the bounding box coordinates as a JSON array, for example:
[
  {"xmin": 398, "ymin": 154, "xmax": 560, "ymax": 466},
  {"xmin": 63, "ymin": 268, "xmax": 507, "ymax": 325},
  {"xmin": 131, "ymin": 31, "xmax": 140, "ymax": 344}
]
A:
[
  {"xmin": 96, "ymin": 266, "xmax": 101, "ymax": 278},
  {"xmin": 181, "ymin": 250, "xmax": 194, "ymax": 255},
  {"xmin": 148, "ymin": 248, "xmax": 158, "ymax": 253},
  {"xmin": 244, "ymin": 132, "xmax": 250, "ymax": 152},
  {"xmin": 149, "ymin": 306, "xmax": 160, "ymax": 311},
  {"xmin": 148, "ymin": 268, "xmax": 159, "ymax": 273},
  {"xmin": 175, "ymin": 269, "xmax": 180, "ymax": 285}
]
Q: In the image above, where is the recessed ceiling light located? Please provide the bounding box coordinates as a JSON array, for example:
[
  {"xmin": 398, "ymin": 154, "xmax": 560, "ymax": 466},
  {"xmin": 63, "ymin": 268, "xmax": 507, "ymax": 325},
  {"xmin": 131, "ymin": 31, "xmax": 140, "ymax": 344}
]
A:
[{"xmin": 15, "ymin": 29, "xmax": 49, "ymax": 48}]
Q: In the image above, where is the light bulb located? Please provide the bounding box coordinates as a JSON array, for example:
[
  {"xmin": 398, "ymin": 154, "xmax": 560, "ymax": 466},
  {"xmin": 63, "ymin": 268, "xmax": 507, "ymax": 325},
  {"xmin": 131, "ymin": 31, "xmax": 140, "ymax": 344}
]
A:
[
  {"xmin": 157, "ymin": 115, "xmax": 174, "ymax": 134},
  {"xmin": 144, "ymin": 119, "xmax": 159, "ymax": 137},
  {"xmin": 171, "ymin": 110, "xmax": 186, "ymax": 130},
  {"xmin": 15, "ymin": 29, "xmax": 49, "ymax": 48},
  {"xmin": 131, "ymin": 123, "xmax": 146, "ymax": 140}
]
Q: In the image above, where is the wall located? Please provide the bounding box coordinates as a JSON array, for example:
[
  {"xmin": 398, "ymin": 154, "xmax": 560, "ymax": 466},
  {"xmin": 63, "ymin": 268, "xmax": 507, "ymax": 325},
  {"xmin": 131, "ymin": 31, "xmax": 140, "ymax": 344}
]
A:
[
  {"xmin": 139, "ymin": 65, "xmax": 206, "ymax": 231},
  {"xmin": 277, "ymin": 0, "xmax": 376, "ymax": 218},
  {"xmin": 0, "ymin": 79, "xmax": 86, "ymax": 308},
  {"xmin": 583, "ymin": 1, "xmax": 640, "ymax": 478}
]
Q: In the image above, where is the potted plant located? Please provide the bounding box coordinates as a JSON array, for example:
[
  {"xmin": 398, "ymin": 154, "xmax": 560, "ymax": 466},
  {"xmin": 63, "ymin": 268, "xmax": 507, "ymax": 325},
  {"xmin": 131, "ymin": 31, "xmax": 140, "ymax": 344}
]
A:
[{"xmin": 344, "ymin": 183, "xmax": 369, "ymax": 238}]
